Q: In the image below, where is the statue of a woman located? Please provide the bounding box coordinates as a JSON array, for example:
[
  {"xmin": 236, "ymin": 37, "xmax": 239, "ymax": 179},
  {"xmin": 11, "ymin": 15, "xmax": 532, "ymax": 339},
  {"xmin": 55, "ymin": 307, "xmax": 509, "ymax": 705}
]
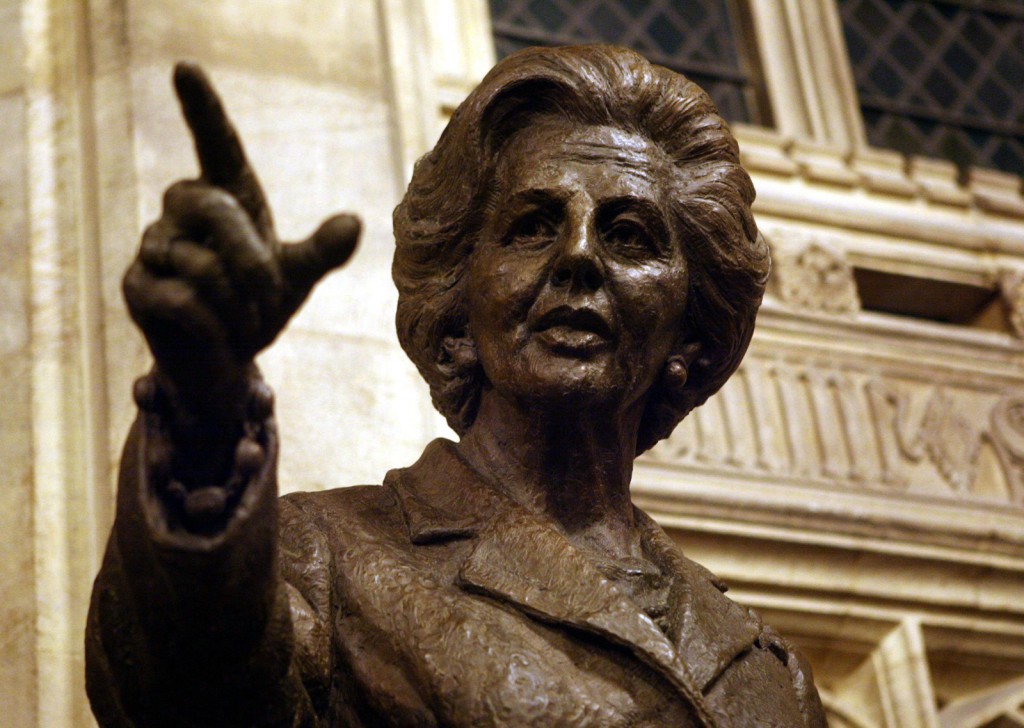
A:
[{"xmin": 86, "ymin": 45, "xmax": 826, "ymax": 727}]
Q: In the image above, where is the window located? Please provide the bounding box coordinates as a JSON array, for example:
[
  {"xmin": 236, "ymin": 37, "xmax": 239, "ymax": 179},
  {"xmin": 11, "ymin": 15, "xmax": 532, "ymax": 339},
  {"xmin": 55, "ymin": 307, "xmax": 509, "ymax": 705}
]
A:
[
  {"xmin": 488, "ymin": 0, "xmax": 769, "ymax": 125},
  {"xmin": 839, "ymin": 0, "xmax": 1024, "ymax": 179}
]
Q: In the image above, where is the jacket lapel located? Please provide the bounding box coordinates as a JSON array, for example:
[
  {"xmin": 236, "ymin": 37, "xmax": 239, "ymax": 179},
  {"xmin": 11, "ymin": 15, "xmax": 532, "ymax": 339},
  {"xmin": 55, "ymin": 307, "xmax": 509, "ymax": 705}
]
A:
[
  {"xmin": 457, "ymin": 504, "xmax": 682, "ymax": 679},
  {"xmin": 634, "ymin": 509, "xmax": 763, "ymax": 692},
  {"xmin": 386, "ymin": 439, "xmax": 754, "ymax": 725}
]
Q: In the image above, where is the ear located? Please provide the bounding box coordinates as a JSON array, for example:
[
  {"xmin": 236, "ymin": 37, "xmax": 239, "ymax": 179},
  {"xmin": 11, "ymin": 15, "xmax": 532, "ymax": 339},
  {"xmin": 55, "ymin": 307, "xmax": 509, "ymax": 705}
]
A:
[
  {"xmin": 439, "ymin": 335, "xmax": 478, "ymax": 375},
  {"xmin": 676, "ymin": 340, "xmax": 702, "ymax": 366}
]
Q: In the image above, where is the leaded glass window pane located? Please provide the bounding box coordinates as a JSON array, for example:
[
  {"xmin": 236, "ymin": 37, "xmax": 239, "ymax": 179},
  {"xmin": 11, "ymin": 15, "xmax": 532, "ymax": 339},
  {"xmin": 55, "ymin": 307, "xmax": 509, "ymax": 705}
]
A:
[
  {"xmin": 488, "ymin": 0, "xmax": 763, "ymax": 124},
  {"xmin": 839, "ymin": 0, "xmax": 1024, "ymax": 179}
]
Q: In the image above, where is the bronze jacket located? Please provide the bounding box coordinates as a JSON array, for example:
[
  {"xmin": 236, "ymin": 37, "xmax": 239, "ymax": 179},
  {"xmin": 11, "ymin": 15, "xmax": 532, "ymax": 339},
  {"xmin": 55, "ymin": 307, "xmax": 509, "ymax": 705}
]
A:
[{"xmin": 87, "ymin": 421, "xmax": 826, "ymax": 727}]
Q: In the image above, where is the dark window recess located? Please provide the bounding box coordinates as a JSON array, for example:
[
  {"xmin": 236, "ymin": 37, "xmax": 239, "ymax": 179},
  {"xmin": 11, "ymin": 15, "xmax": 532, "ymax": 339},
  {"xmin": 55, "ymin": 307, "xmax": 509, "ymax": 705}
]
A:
[
  {"xmin": 839, "ymin": 0, "xmax": 1024, "ymax": 179},
  {"xmin": 854, "ymin": 267, "xmax": 1009, "ymax": 333},
  {"xmin": 488, "ymin": 0, "xmax": 769, "ymax": 125}
]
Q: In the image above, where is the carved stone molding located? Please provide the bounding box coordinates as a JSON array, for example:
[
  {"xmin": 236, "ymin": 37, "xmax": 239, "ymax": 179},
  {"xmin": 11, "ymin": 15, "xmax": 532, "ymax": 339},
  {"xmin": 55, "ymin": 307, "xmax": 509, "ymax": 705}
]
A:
[{"xmin": 938, "ymin": 676, "xmax": 1024, "ymax": 728}]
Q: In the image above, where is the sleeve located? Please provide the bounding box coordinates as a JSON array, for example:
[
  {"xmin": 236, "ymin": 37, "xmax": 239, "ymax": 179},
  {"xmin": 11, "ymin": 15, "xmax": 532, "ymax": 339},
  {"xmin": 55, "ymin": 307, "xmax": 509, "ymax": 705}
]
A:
[
  {"xmin": 789, "ymin": 644, "xmax": 829, "ymax": 728},
  {"xmin": 756, "ymin": 625, "xmax": 829, "ymax": 728},
  {"xmin": 85, "ymin": 376, "xmax": 331, "ymax": 728}
]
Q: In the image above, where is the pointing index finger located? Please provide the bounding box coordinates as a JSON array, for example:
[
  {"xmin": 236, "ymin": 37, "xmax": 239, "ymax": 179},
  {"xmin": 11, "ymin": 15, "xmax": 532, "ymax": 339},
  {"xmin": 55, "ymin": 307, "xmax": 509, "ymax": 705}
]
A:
[{"xmin": 173, "ymin": 62, "xmax": 272, "ymax": 235}]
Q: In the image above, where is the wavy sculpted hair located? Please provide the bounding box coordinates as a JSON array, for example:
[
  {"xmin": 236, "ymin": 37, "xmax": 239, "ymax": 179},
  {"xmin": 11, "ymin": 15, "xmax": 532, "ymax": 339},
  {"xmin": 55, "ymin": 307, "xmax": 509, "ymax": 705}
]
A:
[{"xmin": 393, "ymin": 45, "xmax": 769, "ymax": 453}]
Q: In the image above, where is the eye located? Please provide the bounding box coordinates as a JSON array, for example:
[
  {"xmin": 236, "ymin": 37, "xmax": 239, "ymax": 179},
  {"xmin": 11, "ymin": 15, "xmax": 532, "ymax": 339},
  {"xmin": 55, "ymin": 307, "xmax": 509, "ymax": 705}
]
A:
[
  {"xmin": 603, "ymin": 215, "xmax": 656, "ymax": 257},
  {"xmin": 506, "ymin": 210, "xmax": 558, "ymax": 248}
]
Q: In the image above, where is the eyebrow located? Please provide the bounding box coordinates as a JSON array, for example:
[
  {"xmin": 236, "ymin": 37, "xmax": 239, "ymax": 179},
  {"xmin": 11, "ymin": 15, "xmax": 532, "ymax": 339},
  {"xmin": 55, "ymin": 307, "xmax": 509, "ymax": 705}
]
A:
[
  {"xmin": 503, "ymin": 185, "xmax": 668, "ymax": 218},
  {"xmin": 599, "ymin": 194, "xmax": 665, "ymax": 216},
  {"xmin": 504, "ymin": 187, "xmax": 570, "ymax": 209}
]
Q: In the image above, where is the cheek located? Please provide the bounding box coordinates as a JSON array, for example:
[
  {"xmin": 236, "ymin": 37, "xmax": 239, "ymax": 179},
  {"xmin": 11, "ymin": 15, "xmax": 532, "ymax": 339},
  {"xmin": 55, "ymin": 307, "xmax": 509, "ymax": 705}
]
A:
[
  {"xmin": 467, "ymin": 255, "xmax": 541, "ymax": 341},
  {"xmin": 625, "ymin": 286, "xmax": 687, "ymax": 389},
  {"xmin": 615, "ymin": 267, "xmax": 688, "ymax": 341}
]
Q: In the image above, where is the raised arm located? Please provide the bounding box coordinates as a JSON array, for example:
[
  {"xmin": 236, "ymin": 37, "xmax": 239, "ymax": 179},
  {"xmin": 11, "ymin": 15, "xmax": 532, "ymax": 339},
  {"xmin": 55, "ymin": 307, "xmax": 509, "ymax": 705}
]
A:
[
  {"xmin": 125, "ymin": 63, "xmax": 358, "ymax": 510},
  {"xmin": 86, "ymin": 64, "xmax": 359, "ymax": 727}
]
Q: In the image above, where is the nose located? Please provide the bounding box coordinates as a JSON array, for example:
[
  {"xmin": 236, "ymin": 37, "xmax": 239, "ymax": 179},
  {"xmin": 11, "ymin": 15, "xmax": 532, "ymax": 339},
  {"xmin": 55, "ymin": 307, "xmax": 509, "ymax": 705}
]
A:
[{"xmin": 550, "ymin": 218, "xmax": 604, "ymax": 292}]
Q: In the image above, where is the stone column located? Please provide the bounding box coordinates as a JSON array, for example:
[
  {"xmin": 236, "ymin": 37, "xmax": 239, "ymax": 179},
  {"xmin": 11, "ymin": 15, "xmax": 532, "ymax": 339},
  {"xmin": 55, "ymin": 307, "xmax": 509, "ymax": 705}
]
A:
[{"xmin": 1, "ymin": 1, "xmax": 488, "ymax": 724}]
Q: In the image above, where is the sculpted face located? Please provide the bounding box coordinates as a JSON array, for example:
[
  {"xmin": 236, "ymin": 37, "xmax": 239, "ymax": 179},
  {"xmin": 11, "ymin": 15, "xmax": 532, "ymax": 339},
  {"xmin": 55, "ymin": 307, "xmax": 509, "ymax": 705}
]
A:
[{"xmin": 466, "ymin": 119, "xmax": 689, "ymax": 415}]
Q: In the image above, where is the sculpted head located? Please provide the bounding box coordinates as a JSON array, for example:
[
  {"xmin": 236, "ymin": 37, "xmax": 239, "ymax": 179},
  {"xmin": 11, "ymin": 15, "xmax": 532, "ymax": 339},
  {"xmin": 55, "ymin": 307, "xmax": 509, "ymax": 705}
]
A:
[{"xmin": 393, "ymin": 45, "xmax": 769, "ymax": 453}]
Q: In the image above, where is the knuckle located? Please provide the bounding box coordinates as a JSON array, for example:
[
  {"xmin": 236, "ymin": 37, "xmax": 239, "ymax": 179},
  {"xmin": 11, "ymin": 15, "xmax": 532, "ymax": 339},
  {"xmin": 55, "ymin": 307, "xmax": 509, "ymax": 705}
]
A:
[
  {"xmin": 186, "ymin": 257, "xmax": 231, "ymax": 294},
  {"xmin": 141, "ymin": 220, "xmax": 178, "ymax": 257},
  {"xmin": 139, "ymin": 232, "xmax": 168, "ymax": 259},
  {"xmin": 162, "ymin": 179, "xmax": 200, "ymax": 212},
  {"xmin": 122, "ymin": 269, "xmax": 141, "ymax": 303},
  {"xmin": 197, "ymin": 187, "xmax": 245, "ymax": 218},
  {"xmin": 141, "ymin": 220, "xmax": 163, "ymax": 241},
  {"xmin": 241, "ymin": 246, "xmax": 278, "ymax": 277},
  {"xmin": 122, "ymin": 262, "xmax": 150, "ymax": 296},
  {"xmin": 163, "ymin": 180, "xmax": 242, "ymax": 221},
  {"xmin": 184, "ymin": 244, "xmax": 221, "ymax": 273},
  {"xmin": 160, "ymin": 282, "xmax": 198, "ymax": 318}
]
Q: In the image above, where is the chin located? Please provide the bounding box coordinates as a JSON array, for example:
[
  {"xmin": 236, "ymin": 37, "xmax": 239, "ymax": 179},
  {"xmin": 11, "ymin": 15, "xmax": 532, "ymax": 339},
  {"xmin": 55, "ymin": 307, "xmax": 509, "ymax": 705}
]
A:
[
  {"xmin": 513, "ymin": 359, "xmax": 636, "ymax": 411},
  {"xmin": 481, "ymin": 339, "xmax": 654, "ymax": 413}
]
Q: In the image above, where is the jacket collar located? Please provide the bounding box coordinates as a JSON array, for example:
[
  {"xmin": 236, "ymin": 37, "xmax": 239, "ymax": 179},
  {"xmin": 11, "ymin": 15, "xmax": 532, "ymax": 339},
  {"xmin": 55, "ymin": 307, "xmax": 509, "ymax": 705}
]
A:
[
  {"xmin": 385, "ymin": 439, "xmax": 758, "ymax": 711},
  {"xmin": 385, "ymin": 439, "xmax": 503, "ymax": 544}
]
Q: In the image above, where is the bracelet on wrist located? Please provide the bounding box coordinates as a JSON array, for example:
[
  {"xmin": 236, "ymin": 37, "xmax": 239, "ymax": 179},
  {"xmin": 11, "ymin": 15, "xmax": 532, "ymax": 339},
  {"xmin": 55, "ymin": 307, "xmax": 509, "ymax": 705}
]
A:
[{"xmin": 133, "ymin": 371, "xmax": 274, "ymax": 531}]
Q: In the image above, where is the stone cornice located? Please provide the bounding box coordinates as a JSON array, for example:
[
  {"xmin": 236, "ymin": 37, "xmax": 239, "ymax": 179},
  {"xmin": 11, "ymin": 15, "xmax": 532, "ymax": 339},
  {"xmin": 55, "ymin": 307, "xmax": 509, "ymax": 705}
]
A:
[{"xmin": 734, "ymin": 124, "xmax": 1024, "ymax": 255}]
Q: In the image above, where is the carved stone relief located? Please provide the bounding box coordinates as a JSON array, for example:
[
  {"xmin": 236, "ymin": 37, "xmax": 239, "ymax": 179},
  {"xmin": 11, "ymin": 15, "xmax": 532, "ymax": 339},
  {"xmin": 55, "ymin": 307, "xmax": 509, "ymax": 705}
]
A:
[
  {"xmin": 1000, "ymin": 268, "xmax": 1024, "ymax": 339},
  {"xmin": 644, "ymin": 350, "xmax": 1024, "ymax": 506},
  {"xmin": 764, "ymin": 227, "xmax": 861, "ymax": 314},
  {"xmin": 990, "ymin": 395, "xmax": 1024, "ymax": 505}
]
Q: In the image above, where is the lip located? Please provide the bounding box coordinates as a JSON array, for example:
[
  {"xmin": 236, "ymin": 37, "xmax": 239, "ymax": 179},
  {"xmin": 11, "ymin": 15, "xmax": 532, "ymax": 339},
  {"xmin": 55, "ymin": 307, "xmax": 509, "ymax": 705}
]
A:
[{"xmin": 531, "ymin": 305, "xmax": 614, "ymax": 353}]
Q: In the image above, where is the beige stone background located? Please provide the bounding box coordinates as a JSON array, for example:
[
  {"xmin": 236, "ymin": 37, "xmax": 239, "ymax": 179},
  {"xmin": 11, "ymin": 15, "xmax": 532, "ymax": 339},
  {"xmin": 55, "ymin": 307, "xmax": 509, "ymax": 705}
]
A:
[{"xmin": 3, "ymin": 1, "xmax": 1024, "ymax": 726}]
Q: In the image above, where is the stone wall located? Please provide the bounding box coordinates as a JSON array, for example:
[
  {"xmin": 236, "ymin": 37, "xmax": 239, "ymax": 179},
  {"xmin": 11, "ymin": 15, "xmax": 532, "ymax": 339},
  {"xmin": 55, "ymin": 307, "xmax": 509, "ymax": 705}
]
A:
[{"xmin": 0, "ymin": 1, "xmax": 489, "ymax": 725}]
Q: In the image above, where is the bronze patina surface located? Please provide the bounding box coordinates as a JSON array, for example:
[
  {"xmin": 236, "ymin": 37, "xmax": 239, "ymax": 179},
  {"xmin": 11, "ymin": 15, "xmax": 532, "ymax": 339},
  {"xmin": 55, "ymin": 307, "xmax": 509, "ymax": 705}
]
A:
[{"xmin": 86, "ymin": 45, "xmax": 826, "ymax": 727}]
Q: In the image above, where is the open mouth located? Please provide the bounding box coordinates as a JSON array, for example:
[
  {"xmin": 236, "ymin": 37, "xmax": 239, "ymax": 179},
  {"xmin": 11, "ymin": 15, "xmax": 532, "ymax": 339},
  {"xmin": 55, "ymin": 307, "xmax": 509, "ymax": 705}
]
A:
[{"xmin": 532, "ymin": 306, "xmax": 613, "ymax": 352}]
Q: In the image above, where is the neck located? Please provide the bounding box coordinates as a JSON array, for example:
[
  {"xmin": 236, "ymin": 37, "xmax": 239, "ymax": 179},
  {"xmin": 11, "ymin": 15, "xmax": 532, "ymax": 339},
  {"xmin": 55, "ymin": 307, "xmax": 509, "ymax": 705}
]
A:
[{"xmin": 456, "ymin": 388, "xmax": 644, "ymax": 560}]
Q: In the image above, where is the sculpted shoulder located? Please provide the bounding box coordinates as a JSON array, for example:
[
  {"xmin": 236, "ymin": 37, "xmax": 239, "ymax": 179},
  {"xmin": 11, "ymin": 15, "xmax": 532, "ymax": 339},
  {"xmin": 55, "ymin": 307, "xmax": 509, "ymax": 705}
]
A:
[{"xmin": 280, "ymin": 485, "xmax": 407, "ymax": 554}]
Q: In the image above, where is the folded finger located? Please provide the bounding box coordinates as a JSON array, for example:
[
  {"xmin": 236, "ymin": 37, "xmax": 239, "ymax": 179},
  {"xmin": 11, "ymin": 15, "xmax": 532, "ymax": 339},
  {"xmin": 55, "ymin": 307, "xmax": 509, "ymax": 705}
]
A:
[
  {"xmin": 124, "ymin": 265, "xmax": 228, "ymax": 352},
  {"xmin": 139, "ymin": 235, "xmax": 249, "ymax": 329},
  {"xmin": 161, "ymin": 181, "xmax": 283, "ymax": 320}
]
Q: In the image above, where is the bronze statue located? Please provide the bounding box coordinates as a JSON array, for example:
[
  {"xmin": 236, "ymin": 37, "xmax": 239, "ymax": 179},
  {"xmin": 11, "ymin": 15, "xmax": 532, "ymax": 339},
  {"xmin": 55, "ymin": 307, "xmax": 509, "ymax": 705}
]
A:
[{"xmin": 87, "ymin": 45, "xmax": 826, "ymax": 727}]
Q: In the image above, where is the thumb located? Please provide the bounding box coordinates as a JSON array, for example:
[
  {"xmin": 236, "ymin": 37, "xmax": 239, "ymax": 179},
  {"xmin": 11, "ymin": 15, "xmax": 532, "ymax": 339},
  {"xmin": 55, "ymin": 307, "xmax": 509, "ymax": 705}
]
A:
[{"xmin": 281, "ymin": 213, "xmax": 361, "ymax": 295}]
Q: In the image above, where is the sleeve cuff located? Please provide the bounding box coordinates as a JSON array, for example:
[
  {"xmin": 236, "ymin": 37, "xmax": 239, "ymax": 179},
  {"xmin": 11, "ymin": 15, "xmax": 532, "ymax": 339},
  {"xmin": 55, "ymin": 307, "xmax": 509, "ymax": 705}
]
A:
[{"xmin": 131, "ymin": 369, "xmax": 278, "ymax": 539}]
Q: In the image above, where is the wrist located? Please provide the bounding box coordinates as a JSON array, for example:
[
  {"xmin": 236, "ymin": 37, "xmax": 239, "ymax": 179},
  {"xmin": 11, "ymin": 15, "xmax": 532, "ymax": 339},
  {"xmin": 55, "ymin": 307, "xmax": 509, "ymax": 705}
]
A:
[
  {"xmin": 148, "ymin": 360, "xmax": 257, "ymax": 424},
  {"xmin": 134, "ymin": 367, "xmax": 274, "ymax": 533}
]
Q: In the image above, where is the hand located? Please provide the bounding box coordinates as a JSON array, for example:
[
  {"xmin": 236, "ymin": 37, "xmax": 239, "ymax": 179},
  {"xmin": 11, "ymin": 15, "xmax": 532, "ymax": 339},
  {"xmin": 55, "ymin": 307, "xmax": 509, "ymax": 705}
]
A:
[{"xmin": 124, "ymin": 63, "xmax": 360, "ymax": 420}]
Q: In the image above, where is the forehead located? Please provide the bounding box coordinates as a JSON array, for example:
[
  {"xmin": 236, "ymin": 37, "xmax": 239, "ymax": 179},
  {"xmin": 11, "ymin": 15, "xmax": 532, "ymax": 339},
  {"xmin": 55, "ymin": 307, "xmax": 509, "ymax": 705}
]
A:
[{"xmin": 495, "ymin": 121, "xmax": 671, "ymax": 200}]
